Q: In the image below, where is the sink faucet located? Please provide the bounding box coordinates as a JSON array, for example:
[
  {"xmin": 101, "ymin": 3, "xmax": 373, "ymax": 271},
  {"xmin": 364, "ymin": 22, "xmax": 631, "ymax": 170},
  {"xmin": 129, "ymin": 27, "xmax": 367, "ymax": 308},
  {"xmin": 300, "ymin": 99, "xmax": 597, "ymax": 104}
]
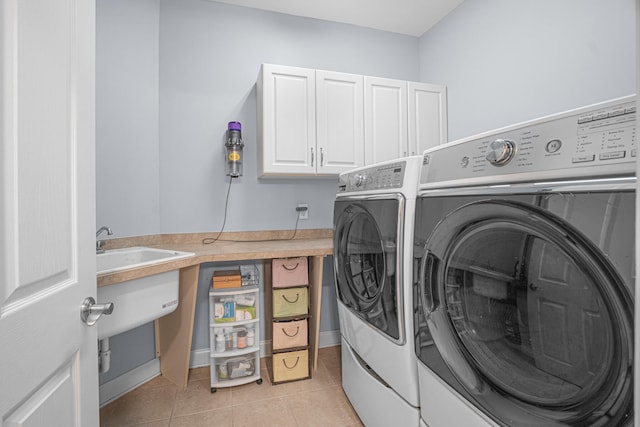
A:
[{"xmin": 96, "ymin": 226, "xmax": 113, "ymax": 254}]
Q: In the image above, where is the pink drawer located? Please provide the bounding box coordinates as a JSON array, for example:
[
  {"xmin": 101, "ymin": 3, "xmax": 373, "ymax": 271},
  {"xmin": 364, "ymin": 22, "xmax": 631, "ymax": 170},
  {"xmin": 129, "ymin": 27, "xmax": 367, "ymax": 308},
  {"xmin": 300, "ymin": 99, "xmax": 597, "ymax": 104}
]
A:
[
  {"xmin": 272, "ymin": 257, "xmax": 308, "ymax": 288},
  {"xmin": 272, "ymin": 319, "xmax": 308, "ymax": 350}
]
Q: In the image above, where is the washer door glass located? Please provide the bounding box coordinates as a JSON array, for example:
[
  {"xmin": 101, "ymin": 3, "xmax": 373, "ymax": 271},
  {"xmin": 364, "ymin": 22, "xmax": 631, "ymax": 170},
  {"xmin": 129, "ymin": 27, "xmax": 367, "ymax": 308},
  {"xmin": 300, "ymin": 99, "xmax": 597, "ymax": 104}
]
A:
[
  {"xmin": 419, "ymin": 199, "xmax": 633, "ymax": 425},
  {"xmin": 334, "ymin": 200, "xmax": 401, "ymax": 341}
]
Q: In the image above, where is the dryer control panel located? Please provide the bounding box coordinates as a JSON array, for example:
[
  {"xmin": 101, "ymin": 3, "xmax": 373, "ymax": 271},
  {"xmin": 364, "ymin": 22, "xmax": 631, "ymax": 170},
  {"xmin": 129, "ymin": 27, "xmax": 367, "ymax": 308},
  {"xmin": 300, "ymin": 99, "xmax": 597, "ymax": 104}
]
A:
[
  {"xmin": 420, "ymin": 96, "xmax": 636, "ymax": 188},
  {"xmin": 338, "ymin": 160, "xmax": 407, "ymax": 193}
]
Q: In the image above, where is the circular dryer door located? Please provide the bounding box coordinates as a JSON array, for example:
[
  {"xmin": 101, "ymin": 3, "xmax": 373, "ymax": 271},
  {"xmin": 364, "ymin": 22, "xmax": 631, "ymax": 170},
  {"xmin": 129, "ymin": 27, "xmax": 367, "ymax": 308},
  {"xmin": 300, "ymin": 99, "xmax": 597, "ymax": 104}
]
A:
[
  {"xmin": 334, "ymin": 200, "xmax": 401, "ymax": 341},
  {"xmin": 418, "ymin": 199, "xmax": 633, "ymax": 426}
]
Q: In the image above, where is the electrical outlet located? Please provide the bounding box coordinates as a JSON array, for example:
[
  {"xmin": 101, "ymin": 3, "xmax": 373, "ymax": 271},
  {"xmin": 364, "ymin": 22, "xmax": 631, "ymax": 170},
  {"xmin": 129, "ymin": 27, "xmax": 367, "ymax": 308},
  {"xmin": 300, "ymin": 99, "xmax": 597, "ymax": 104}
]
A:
[{"xmin": 297, "ymin": 203, "xmax": 309, "ymax": 220}]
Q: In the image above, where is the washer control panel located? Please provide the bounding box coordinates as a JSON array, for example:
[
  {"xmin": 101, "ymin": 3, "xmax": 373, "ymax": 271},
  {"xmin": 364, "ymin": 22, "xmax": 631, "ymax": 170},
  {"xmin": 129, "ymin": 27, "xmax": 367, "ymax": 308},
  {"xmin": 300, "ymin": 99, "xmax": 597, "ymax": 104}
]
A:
[
  {"xmin": 338, "ymin": 160, "xmax": 406, "ymax": 193},
  {"xmin": 421, "ymin": 96, "xmax": 636, "ymax": 186}
]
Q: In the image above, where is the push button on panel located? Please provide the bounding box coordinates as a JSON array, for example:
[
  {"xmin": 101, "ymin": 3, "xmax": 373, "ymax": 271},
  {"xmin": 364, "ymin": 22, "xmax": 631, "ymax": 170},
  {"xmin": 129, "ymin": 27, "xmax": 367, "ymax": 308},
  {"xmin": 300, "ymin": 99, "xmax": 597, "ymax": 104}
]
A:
[
  {"xmin": 545, "ymin": 139, "xmax": 562, "ymax": 154},
  {"xmin": 608, "ymin": 108, "xmax": 625, "ymax": 117},
  {"xmin": 572, "ymin": 155, "xmax": 595, "ymax": 163},
  {"xmin": 599, "ymin": 151, "xmax": 626, "ymax": 161}
]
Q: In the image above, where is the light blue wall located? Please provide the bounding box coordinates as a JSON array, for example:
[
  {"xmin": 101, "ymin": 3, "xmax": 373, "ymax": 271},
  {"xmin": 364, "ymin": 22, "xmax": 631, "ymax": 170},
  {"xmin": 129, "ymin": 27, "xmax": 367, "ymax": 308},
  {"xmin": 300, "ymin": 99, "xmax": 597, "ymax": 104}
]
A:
[
  {"xmin": 157, "ymin": 0, "xmax": 419, "ymax": 234},
  {"xmin": 96, "ymin": 0, "xmax": 160, "ymax": 238},
  {"xmin": 97, "ymin": 0, "xmax": 418, "ymax": 384},
  {"xmin": 418, "ymin": 0, "xmax": 636, "ymax": 142}
]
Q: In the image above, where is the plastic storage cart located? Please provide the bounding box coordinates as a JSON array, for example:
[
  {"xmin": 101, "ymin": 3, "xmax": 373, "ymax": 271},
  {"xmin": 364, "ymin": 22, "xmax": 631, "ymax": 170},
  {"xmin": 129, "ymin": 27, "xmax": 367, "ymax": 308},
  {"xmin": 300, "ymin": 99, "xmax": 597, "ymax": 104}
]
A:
[{"xmin": 209, "ymin": 285, "xmax": 262, "ymax": 392}]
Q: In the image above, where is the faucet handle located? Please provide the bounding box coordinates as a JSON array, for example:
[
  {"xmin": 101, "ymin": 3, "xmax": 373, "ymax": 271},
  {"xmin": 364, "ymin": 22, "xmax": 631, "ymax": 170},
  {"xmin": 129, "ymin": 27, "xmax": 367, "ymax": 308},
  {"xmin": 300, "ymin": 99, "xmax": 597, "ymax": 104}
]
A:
[
  {"xmin": 96, "ymin": 226, "xmax": 113, "ymax": 253},
  {"xmin": 96, "ymin": 225, "xmax": 113, "ymax": 238}
]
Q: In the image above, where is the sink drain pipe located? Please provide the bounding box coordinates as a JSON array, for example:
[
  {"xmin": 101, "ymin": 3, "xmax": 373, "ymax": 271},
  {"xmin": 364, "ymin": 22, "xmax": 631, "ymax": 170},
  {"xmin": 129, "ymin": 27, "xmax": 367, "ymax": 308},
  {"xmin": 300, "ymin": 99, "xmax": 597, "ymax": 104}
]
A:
[{"xmin": 98, "ymin": 337, "xmax": 111, "ymax": 373}]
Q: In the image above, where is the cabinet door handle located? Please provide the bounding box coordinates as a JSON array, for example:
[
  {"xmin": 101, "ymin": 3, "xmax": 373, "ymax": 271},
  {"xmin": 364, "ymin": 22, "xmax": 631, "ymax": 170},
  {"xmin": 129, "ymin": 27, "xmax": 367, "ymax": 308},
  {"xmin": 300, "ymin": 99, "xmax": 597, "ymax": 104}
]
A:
[
  {"xmin": 320, "ymin": 147, "xmax": 324, "ymax": 167},
  {"xmin": 281, "ymin": 262, "xmax": 300, "ymax": 271},
  {"xmin": 282, "ymin": 356, "xmax": 300, "ymax": 370},
  {"xmin": 310, "ymin": 147, "xmax": 314, "ymax": 167},
  {"xmin": 282, "ymin": 293, "xmax": 300, "ymax": 304},
  {"xmin": 282, "ymin": 326, "xmax": 300, "ymax": 337}
]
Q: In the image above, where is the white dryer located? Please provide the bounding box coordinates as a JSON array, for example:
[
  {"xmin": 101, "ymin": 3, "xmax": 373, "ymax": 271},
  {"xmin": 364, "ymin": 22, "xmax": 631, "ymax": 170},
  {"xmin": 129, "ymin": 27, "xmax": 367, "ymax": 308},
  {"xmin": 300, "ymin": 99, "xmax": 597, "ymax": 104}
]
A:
[
  {"xmin": 333, "ymin": 157, "xmax": 421, "ymax": 426},
  {"xmin": 413, "ymin": 96, "xmax": 636, "ymax": 426}
]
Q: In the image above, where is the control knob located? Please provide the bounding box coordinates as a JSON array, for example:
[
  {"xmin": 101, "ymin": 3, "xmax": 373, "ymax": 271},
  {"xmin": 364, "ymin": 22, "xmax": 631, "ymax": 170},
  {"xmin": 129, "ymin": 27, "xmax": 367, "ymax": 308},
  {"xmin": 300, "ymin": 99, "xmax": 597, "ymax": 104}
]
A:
[
  {"xmin": 486, "ymin": 139, "xmax": 516, "ymax": 166},
  {"xmin": 354, "ymin": 173, "xmax": 367, "ymax": 187}
]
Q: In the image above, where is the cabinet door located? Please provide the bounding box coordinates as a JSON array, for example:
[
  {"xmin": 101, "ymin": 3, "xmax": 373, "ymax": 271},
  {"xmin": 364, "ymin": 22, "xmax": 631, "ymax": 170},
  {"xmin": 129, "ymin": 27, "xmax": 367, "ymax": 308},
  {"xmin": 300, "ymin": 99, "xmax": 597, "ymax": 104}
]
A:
[
  {"xmin": 316, "ymin": 70, "xmax": 364, "ymax": 175},
  {"xmin": 364, "ymin": 76, "xmax": 407, "ymax": 164},
  {"xmin": 258, "ymin": 64, "xmax": 316, "ymax": 176},
  {"xmin": 408, "ymin": 82, "xmax": 448, "ymax": 156}
]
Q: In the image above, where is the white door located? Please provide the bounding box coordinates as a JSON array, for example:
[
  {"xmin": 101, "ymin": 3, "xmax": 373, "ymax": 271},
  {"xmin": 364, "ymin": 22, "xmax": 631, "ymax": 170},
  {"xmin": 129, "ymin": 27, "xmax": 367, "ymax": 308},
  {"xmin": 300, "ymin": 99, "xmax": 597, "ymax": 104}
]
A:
[
  {"xmin": 258, "ymin": 64, "xmax": 316, "ymax": 176},
  {"xmin": 407, "ymin": 82, "xmax": 448, "ymax": 156},
  {"xmin": 0, "ymin": 0, "xmax": 98, "ymax": 426},
  {"xmin": 364, "ymin": 76, "xmax": 407, "ymax": 164},
  {"xmin": 316, "ymin": 70, "xmax": 364, "ymax": 175}
]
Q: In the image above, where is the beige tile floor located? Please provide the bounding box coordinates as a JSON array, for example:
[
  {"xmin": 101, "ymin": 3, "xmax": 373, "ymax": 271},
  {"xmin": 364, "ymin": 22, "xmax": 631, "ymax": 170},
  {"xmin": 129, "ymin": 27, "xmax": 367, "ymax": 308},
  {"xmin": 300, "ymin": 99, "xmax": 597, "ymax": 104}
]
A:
[{"xmin": 100, "ymin": 346, "xmax": 363, "ymax": 427}]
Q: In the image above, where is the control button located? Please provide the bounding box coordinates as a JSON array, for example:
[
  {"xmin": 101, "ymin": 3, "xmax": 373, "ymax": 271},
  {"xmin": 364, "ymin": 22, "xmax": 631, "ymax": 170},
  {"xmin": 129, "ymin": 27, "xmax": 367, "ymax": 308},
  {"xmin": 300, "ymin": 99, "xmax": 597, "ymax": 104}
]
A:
[
  {"xmin": 608, "ymin": 108, "xmax": 625, "ymax": 117},
  {"xmin": 632, "ymin": 149, "xmax": 637, "ymax": 158},
  {"xmin": 599, "ymin": 151, "xmax": 626, "ymax": 161},
  {"xmin": 625, "ymin": 106, "xmax": 636, "ymax": 114},
  {"xmin": 545, "ymin": 139, "xmax": 562, "ymax": 153},
  {"xmin": 593, "ymin": 112, "xmax": 608, "ymax": 121},
  {"xmin": 572, "ymin": 155, "xmax": 595, "ymax": 163},
  {"xmin": 577, "ymin": 115, "xmax": 593, "ymax": 124},
  {"xmin": 486, "ymin": 139, "xmax": 516, "ymax": 166}
]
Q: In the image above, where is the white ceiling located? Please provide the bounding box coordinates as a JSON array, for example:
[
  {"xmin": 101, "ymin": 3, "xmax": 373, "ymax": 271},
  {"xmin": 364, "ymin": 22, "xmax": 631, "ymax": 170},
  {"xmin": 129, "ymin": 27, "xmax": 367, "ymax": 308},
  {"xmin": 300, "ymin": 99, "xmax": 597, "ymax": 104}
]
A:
[{"xmin": 213, "ymin": 0, "xmax": 465, "ymax": 37}]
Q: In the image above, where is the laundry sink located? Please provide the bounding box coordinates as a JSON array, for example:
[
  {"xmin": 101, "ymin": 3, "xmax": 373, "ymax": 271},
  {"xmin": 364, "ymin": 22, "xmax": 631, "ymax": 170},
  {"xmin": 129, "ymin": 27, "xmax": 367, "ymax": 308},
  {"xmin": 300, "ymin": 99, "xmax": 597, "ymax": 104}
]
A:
[
  {"xmin": 97, "ymin": 246, "xmax": 194, "ymax": 275},
  {"xmin": 96, "ymin": 247, "xmax": 195, "ymax": 339}
]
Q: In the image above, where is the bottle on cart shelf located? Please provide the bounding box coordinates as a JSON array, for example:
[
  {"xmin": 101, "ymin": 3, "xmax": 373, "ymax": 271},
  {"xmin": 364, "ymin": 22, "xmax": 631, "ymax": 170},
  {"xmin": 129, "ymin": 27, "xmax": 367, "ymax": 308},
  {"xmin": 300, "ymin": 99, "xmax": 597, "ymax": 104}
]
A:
[
  {"xmin": 238, "ymin": 329, "xmax": 248, "ymax": 349},
  {"xmin": 215, "ymin": 334, "xmax": 225, "ymax": 353},
  {"xmin": 232, "ymin": 330, "xmax": 238, "ymax": 349},
  {"xmin": 225, "ymin": 329, "xmax": 233, "ymax": 351},
  {"xmin": 247, "ymin": 327, "xmax": 255, "ymax": 347}
]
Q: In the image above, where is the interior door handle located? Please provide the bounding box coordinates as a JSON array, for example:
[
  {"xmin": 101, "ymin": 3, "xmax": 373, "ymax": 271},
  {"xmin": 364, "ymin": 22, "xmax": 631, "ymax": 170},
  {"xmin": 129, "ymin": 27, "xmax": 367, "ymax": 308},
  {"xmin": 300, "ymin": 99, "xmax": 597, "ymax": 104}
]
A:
[{"xmin": 81, "ymin": 297, "xmax": 114, "ymax": 326}]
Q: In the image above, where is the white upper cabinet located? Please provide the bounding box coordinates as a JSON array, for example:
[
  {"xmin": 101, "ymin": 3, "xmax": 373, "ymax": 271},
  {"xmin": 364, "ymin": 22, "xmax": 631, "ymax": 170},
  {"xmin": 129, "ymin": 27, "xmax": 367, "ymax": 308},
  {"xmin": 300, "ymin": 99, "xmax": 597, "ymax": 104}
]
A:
[
  {"xmin": 258, "ymin": 64, "xmax": 448, "ymax": 177},
  {"xmin": 365, "ymin": 78, "xmax": 448, "ymax": 164},
  {"xmin": 364, "ymin": 76, "xmax": 408, "ymax": 164},
  {"xmin": 258, "ymin": 64, "xmax": 364, "ymax": 177},
  {"xmin": 258, "ymin": 64, "xmax": 316, "ymax": 176},
  {"xmin": 316, "ymin": 70, "xmax": 365, "ymax": 175},
  {"xmin": 408, "ymin": 82, "xmax": 448, "ymax": 156}
]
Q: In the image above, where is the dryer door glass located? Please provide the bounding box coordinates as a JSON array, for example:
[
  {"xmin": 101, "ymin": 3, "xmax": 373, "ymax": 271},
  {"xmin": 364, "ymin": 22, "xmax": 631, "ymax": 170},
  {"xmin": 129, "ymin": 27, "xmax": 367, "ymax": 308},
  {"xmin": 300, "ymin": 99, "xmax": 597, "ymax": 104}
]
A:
[
  {"xmin": 334, "ymin": 199, "xmax": 402, "ymax": 341},
  {"xmin": 417, "ymin": 198, "xmax": 633, "ymax": 426}
]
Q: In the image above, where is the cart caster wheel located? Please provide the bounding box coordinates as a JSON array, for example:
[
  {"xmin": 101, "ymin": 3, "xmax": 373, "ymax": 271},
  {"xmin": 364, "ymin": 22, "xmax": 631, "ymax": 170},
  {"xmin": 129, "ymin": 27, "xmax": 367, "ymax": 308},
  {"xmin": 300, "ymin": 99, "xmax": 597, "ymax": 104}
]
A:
[
  {"xmin": 210, "ymin": 387, "xmax": 217, "ymax": 393},
  {"xmin": 256, "ymin": 379, "xmax": 263, "ymax": 385}
]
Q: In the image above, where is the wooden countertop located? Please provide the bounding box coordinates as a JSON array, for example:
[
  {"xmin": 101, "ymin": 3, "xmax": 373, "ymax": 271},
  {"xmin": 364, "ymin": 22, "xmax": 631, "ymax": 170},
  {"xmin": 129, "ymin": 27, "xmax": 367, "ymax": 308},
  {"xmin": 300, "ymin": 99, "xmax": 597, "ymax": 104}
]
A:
[{"xmin": 97, "ymin": 229, "xmax": 334, "ymax": 287}]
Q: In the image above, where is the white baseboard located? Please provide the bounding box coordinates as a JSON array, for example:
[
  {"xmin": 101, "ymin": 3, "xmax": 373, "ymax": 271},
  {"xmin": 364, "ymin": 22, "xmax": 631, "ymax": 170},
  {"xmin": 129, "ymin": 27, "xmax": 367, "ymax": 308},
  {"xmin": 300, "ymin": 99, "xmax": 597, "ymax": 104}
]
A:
[
  {"xmin": 99, "ymin": 358, "xmax": 160, "ymax": 407},
  {"xmin": 318, "ymin": 329, "xmax": 341, "ymax": 348},
  {"xmin": 189, "ymin": 348, "xmax": 210, "ymax": 368},
  {"xmin": 100, "ymin": 330, "xmax": 342, "ymax": 405}
]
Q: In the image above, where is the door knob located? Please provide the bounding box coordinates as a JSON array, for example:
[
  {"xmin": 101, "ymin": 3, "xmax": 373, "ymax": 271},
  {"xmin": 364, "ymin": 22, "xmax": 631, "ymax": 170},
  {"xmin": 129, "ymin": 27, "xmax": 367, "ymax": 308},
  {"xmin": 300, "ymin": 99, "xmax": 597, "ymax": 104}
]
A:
[{"xmin": 81, "ymin": 296, "xmax": 114, "ymax": 326}]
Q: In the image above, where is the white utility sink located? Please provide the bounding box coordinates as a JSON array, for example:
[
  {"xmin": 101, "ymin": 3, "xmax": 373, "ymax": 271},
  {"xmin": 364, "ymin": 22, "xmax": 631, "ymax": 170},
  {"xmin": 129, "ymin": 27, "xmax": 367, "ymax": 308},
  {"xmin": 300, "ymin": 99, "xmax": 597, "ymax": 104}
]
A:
[
  {"xmin": 97, "ymin": 246, "xmax": 194, "ymax": 275},
  {"xmin": 96, "ymin": 247, "xmax": 195, "ymax": 339}
]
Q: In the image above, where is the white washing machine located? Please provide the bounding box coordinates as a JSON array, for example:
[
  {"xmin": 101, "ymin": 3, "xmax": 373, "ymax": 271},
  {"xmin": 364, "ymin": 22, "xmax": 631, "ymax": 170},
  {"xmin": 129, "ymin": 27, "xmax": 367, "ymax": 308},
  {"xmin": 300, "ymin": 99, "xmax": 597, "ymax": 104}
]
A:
[
  {"xmin": 413, "ymin": 96, "xmax": 636, "ymax": 426},
  {"xmin": 333, "ymin": 157, "xmax": 421, "ymax": 426}
]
